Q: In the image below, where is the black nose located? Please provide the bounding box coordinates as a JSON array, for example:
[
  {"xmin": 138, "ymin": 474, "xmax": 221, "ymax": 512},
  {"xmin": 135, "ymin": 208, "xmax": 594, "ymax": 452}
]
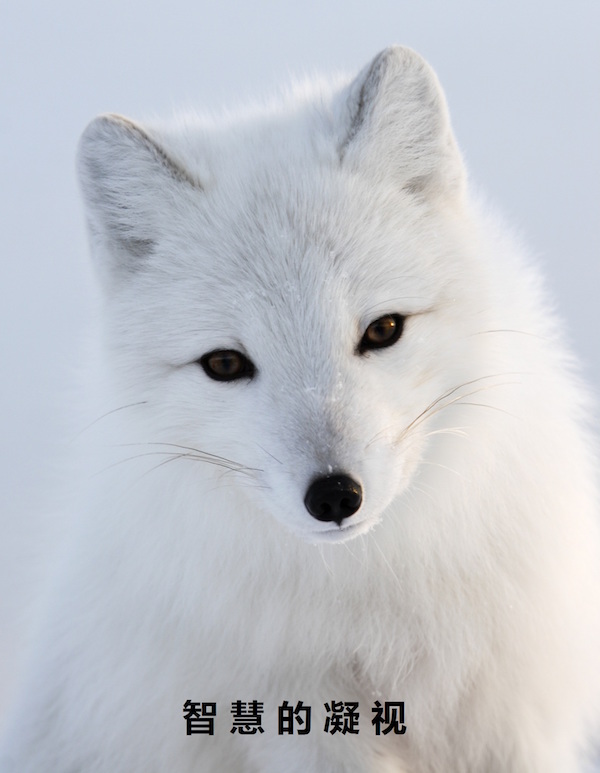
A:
[{"xmin": 304, "ymin": 474, "xmax": 363, "ymax": 525}]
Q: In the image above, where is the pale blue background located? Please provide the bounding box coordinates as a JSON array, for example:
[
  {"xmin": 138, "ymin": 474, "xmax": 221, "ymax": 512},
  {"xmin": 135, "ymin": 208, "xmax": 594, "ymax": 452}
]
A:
[{"xmin": 1, "ymin": 0, "xmax": 599, "ymax": 762}]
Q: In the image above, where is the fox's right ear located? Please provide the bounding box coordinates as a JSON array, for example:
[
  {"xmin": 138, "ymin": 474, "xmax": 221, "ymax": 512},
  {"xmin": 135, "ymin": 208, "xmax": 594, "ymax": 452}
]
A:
[
  {"xmin": 338, "ymin": 47, "xmax": 465, "ymax": 199},
  {"xmin": 77, "ymin": 114, "xmax": 198, "ymax": 284}
]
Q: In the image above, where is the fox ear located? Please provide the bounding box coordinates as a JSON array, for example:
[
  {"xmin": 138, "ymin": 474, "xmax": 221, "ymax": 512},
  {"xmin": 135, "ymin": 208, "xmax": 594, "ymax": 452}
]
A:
[
  {"xmin": 339, "ymin": 47, "xmax": 465, "ymax": 198},
  {"xmin": 77, "ymin": 114, "xmax": 197, "ymax": 281}
]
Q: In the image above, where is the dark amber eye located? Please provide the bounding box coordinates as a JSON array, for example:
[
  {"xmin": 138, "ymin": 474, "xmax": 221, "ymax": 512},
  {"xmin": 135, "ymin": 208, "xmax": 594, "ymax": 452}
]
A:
[
  {"xmin": 199, "ymin": 349, "xmax": 255, "ymax": 381},
  {"xmin": 358, "ymin": 314, "xmax": 405, "ymax": 354}
]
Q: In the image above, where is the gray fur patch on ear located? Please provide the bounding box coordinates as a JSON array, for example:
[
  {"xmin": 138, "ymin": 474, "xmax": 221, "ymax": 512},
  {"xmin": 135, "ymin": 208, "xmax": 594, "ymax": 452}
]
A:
[
  {"xmin": 402, "ymin": 173, "xmax": 434, "ymax": 196},
  {"xmin": 118, "ymin": 236, "xmax": 156, "ymax": 260},
  {"xmin": 84, "ymin": 217, "xmax": 156, "ymax": 276}
]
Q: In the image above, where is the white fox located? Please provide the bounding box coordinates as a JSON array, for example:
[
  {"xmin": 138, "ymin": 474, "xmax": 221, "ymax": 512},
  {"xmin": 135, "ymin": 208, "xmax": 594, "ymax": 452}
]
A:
[{"xmin": 1, "ymin": 46, "xmax": 599, "ymax": 772}]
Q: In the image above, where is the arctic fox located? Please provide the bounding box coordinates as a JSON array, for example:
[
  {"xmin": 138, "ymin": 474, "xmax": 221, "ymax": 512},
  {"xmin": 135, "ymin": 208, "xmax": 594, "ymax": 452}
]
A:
[{"xmin": 1, "ymin": 46, "xmax": 599, "ymax": 773}]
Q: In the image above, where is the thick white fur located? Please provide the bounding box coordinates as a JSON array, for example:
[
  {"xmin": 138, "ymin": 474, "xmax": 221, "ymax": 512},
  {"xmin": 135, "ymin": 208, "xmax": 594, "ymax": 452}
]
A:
[{"xmin": 1, "ymin": 46, "xmax": 599, "ymax": 772}]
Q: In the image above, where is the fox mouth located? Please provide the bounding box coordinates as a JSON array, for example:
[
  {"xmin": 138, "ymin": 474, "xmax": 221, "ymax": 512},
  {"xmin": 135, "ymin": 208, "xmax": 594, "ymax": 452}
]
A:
[{"xmin": 307, "ymin": 517, "xmax": 377, "ymax": 544}]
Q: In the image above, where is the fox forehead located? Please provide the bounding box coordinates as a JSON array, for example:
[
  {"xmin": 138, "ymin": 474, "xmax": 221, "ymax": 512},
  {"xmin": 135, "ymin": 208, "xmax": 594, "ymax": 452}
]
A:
[{"xmin": 146, "ymin": 159, "xmax": 443, "ymax": 306}]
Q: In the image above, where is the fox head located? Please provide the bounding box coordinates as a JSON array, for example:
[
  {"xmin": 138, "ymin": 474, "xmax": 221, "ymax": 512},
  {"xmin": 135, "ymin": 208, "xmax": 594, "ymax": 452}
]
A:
[{"xmin": 78, "ymin": 47, "xmax": 495, "ymax": 543}]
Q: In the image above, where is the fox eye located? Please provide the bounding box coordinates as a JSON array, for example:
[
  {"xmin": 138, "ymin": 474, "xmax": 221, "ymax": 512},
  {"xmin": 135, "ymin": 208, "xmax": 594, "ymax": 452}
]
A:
[
  {"xmin": 358, "ymin": 314, "xmax": 405, "ymax": 354},
  {"xmin": 199, "ymin": 350, "xmax": 255, "ymax": 381}
]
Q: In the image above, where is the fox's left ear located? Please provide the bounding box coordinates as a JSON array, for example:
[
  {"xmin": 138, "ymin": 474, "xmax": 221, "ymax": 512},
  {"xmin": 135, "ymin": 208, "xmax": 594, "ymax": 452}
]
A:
[
  {"xmin": 77, "ymin": 114, "xmax": 198, "ymax": 285},
  {"xmin": 338, "ymin": 46, "xmax": 465, "ymax": 198}
]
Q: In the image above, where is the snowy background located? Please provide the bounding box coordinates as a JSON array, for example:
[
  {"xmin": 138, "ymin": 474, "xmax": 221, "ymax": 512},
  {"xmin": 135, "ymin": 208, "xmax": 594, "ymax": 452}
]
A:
[{"xmin": 1, "ymin": 0, "xmax": 599, "ymax": 763}]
